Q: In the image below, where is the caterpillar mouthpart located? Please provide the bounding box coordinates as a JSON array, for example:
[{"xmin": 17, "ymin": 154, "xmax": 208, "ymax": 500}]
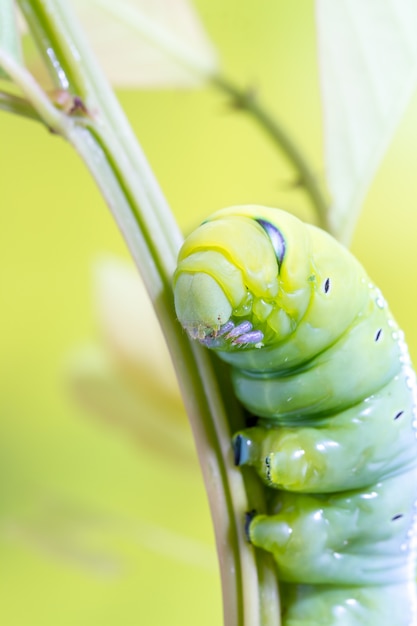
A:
[{"xmin": 174, "ymin": 271, "xmax": 264, "ymax": 349}]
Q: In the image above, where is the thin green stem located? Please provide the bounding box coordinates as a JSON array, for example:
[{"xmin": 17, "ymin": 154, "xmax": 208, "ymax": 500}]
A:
[
  {"xmin": 71, "ymin": 89, "xmax": 275, "ymax": 626},
  {"xmin": 70, "ymin": 119, "xmax": 280, "ymax": 626},
  {"xmin": 68, "ymin": 118, "xmax": 270, "ymax": 626},
  {"xmin": 17, "ymin": 0, "xmax": 89, "ymax": 93},
  {"xmin": 212, "ymin": 75, "xmax": 330, "ymax": 231},
  {"xmin": 0, "ymin": 48, "xmax": 65, "ymax": 130},
  {"xmin": 11, "ymin": 1, "xmax": 281, "ymax": 624},
  {"xmin": 0, "ymin": 90, "xmax": 42, "ymax": 121}
]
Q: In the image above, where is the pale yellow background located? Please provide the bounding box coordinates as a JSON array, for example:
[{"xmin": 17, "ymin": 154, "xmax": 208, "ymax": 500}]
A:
[{"xmin": 0, "ymin": 2, "xmax": 416, "ymax": 624}]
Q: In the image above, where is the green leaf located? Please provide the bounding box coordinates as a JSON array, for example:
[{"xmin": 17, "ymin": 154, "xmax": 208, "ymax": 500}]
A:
[
  {"xmin": 316, "ymin": 0, "xmax": 417, "ymax": 244},
  {"xmin": 71, "ymin": 0, "xmax": 218, "ymax": 88},
  {"xmin": 0, "ymin": 0, "xmax": 23, "ymax": 78}
]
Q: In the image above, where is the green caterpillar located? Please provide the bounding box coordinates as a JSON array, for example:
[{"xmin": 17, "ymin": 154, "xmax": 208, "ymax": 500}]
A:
[{"xmin": 173, "ymin": 205, "xmax": 417, "ymax": 626}]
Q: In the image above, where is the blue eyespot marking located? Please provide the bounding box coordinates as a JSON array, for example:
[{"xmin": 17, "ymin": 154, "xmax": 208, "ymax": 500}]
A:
[{"xmin": 255, "ymin": 219, "xmax": 286, "ymax": 266}]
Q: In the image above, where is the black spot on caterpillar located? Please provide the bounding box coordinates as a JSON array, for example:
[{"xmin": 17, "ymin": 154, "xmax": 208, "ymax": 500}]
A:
[{"xmin": 173, "ymin": 205, "xmax": 417, "ymax": 625}]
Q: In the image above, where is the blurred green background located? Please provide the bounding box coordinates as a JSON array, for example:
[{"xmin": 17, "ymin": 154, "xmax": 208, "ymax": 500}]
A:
[{"xmin": 1, "ymin": 2, "xmax": 416, "ymax": 624}]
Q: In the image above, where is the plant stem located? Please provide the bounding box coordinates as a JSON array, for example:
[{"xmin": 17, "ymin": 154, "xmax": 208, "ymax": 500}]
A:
[
  {"xmin": 0, "ymin": 48, "xmax": 64, "ymax": 129},
  {"xmin": 0, "ymin": 90, "xmax": 41, "ymax": 121},
  {"xmin": 9, "ymin": 1, "xmax": 281, "ymax": 623},
  {"xmin": 69, "ymin": 122, "xmax": 278, "ymax": 625},
  {"xmin": 212, "ymin": 75, "xmax": 330, "ymax": 231}
]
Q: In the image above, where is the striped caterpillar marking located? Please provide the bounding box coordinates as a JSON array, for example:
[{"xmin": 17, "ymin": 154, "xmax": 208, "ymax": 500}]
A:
[{"xmin": 174, "ymin": 206, "xmax": 417, "ymax": 625}]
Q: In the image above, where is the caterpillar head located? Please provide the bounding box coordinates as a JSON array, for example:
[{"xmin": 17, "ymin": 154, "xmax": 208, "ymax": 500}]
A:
[{"xmin": 174, "ymin": 206, "xmax": 311, "ymax": 351}]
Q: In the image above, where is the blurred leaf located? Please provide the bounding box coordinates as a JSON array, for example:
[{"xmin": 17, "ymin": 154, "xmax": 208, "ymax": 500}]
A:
[
  {"xmin": 68, "ymin": 256, "xmax": 196, "ymax": 467},
  {"xmin": 0, "ymin": 0, "xmax": 22, "ymax": 78},
  {"xmin": 3, "ymin": 514, "xmax": 122, "ymax": 578},
  {"xmin": 92, "ymin": 256, "xmax": 180, "ymax": 403},
  {"xmin": 71, "ymin": 0, "xmax": 218, "ymax": 88},
  {"xmin": 316, "ymin": 0, "xmax": 417, "ymax": 243},
  {"xmin": 2, "ymin": 498, "xmax": 216, "ymax": 575},
  {"xmin": 69, "ymin": 344, "xmax": 196, "ymax": 468}
]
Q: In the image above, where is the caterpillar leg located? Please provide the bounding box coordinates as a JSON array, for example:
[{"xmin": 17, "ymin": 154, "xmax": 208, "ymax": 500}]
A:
[
  {"xmin": 233, "ymin": 373, "xmax": 417, "ymax": 493},
  {"xmin": 280, "ymin": 583, "xmax": 417, "ymax": 626},
  {"xmin": 246, "ymin": 471, "xmax": 417, "ymax": 587}
]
